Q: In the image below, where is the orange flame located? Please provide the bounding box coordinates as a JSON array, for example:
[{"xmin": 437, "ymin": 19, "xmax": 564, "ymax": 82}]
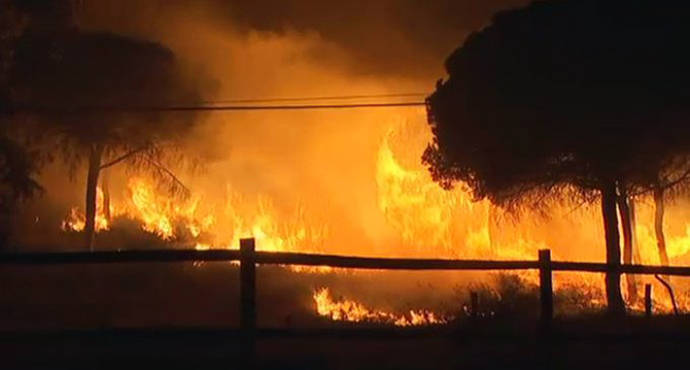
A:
[
  {"xmin": 313, "ymin": 287, "xmax": 447, "ymax": 327},
  {"xmin": 61, "ymin": 187, "xmax": 112, "ymax": 232}
]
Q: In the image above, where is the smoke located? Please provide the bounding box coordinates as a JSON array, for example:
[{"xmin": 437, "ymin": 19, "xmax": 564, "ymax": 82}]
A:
[
  {"xmin": 76, "ymin": 0, "xmax": 530, "ymax": 79},
  {"xmin": 220, "ymin": 0, "xmax": 531, "ymax": 78}
]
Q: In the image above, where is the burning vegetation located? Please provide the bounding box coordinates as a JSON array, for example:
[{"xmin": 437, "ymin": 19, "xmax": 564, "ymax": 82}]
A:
[
  {"xmin": 313, "ymin": 287, "xmax": 447, "ymax": 327},
  {"xmin": 62, "ymin": 176, "xmax": 327, "ymax": 254},
  {"xmin": 55, "ymin": 118, "xmax": 690, "ymax": 322},
  {"xmin": 4, "ymin": 0, "xmax": 690, "ymax": 331}
]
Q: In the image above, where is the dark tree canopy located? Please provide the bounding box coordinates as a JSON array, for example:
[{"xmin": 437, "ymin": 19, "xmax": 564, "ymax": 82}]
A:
[
  {"xmin": 0, "ymin": 133, "xmax": 41, "ymax": 248},
  {"xmin": 424, "ymin": 0, "xmax": 690, "ymax": 206},
  {"xmin": 0, "ymin": 0, "xmax": 41, "ymax": 210},
  {"xmin": 5, "ymin": 3, "xmax": 207, "ymax": 250},
  {"xmin": 424, "ymin": 0, "xmax": 690, "ymax": 314},
  {"xmin": 0, "ymin": 136, "xmax": 40, "ymax": 201},
  {"xmin": 7, "ymin": 1, "xmax": 205, "ymax": 179},
  {"xmin": 10, "ymin": 29, "xmax": 202, "ymax": 157}
]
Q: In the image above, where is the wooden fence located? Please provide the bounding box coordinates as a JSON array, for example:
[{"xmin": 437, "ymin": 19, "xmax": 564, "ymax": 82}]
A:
[{"xmin": 3, "ymin": 237, "xmax": 690, "ymax": 331}]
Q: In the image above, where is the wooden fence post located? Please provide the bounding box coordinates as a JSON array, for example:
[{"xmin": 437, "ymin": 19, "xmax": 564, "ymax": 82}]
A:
[
  {"xmin": 240, "ymin": 238, "xmax": 256, "ymax": 367},
  {"xmin": 645, "ymin": 283, "xmax": 653, "ymax": 318},
  {"xmin": 539, "ymin": 249, "xmax": 553, "ymax": 328}
]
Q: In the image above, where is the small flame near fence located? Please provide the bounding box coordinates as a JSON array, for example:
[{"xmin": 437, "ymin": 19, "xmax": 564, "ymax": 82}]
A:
[{"xmin": 313, "ymin": 287, "xmax": 448, "ymax": 327}]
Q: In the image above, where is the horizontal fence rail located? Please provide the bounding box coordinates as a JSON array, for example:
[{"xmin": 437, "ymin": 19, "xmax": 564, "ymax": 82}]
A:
[
  {"xmin": 2, "ymin": 249, "xmax": 690, "ymax": 276},
  {"xmin": 0, "ymin": 249, "xmax": 690, "ymax": 276},
  {"xmin": 551, "ymin": 261, "xmax": 690, "ymax": 276},
  {"xmin": 0, "ymin": 249, "xmax": 241, "ymax": 265},
  {"xmin": 254, "ymin": 251, "xmax": 538, "ymax": 270}
]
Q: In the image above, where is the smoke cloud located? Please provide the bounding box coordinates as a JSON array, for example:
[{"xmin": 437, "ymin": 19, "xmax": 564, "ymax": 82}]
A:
[{"xmin": 76, "ymin": 0, "xmax": 529, "ymax": 79}]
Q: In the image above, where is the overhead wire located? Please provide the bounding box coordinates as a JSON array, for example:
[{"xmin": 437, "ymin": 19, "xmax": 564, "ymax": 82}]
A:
[
  {"xmin": 200, "ymin": 92, "xmax": 428, "ymax": 105},
  {"xmin": 8, "ymin": 100, "xmax": 428, "ymax": 114},
  {"xmin": 3, "ymin": 92, "xmax": 431, "ymax": 114}
]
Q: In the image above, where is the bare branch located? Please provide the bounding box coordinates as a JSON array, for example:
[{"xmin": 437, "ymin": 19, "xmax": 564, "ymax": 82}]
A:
[
  {"xmin": 99, "ymin": 146, "xmax": 148, "ymax": 170},
  {"xmin": 661, "ymin": 168, "xmax": 690, "ymax": 190},
  {"xmin": 144, "ymin": 155, "xmax": 190, "ymax": 196}
]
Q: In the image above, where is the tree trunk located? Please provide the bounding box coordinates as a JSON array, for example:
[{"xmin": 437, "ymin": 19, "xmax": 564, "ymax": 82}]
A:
[
  {"xmin": 84, "ymin": 144, "xmax": 103, "ymax": 251},
  {"xmin": 616, "ymin": 189, "xmax": 638, "ymax": 303},
  {"xmin": 102, "ymin": 169, "xmax": 111, "ymax": 222},
  {"xmin": 630, "ymin": 199, "xmax": 642, "ymax": 269},
  {"xmin": 602, "ymin": 182, "xmax": 626, "ymax": 315},
  {"xmin": 654, "ymin": 184, "xmax": 670, "ymax": 281}
]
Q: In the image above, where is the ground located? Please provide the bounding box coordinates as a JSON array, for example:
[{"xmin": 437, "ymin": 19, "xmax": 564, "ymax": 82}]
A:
[
  {"xmin": 3, "ymin": 321, "xmax": 690, "ymax": 369},
  {"xmin": 1, "ymin": 263, "xmax": 689, "ymax": 369}
]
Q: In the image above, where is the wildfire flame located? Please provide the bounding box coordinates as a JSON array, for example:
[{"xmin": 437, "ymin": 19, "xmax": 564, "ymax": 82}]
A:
[
  {"xmin": 376, "ymin": 117, "xmax": 544, "ymax": 260},
  {"xmin": 61, "ymin": 187, "xmax": 112, "ymax": 232},
  {"xmin": 60, "ymin": 116, "xmax": 690, "ymax": 316},
  {"xmin": 376, "ymin": 117, "xmax": 690, "ymax": 312},
  {"xmin": 126, "ymin": 177, "xmax": 216, "ymax": 240},
  {"xmin": 62, "ymin": 177, "xmax": 327, "ymax": 252},
  {"xmin": 313, "ymin": 287, "xmax": 447, "ymax": 327}
]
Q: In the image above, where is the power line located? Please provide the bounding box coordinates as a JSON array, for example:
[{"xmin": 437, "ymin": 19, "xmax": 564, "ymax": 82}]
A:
[
  {"xmin": 151, "ymin": 101, "xmax": 426, "ymax": 111},
  {"xmin": 202, "ymin": 93, "xmax": 428, "ymax": 105},
  {"xmin": 9, "ymin": 101, "xmax": 427, "ymax": 114}
]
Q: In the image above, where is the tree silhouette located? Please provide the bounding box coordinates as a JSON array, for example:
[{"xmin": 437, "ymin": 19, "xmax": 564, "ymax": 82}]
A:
[
  {"xmin": 0, "ymin": 134, "xmax": 42, "ymax": 248},
  {"xmin": 424, "ymin": 0, "xmax": 690, "ymax": 315},
  {"xmin": 0, "ymin": 0, "xmax": 42, "ymax": 248},
  {"xmin": 9, "ymin": 12, "xmax": 203, "ymax": 250}
]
